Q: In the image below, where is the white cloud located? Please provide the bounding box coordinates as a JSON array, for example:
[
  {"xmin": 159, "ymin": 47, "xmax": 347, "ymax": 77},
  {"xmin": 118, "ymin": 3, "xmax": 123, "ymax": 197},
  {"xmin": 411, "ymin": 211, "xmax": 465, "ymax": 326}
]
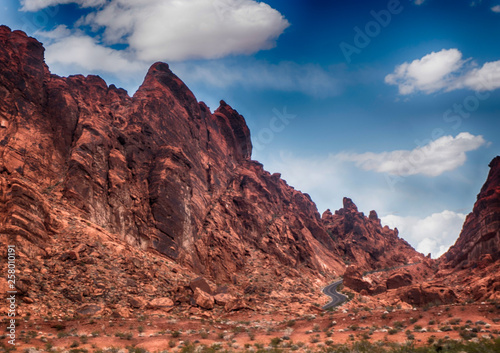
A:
[
  {"xmin": 22, "ymin": 0, "xmax": 289, "ymax": 61},
  {"xmin": 385, "ymin": 49, "xmax": 464, "ymax": 94},
  {"xmin": 492, "ymin": 5, "xmax": 500, "ymax": 12},
  {"xmin": 414, "ymin": 0, "xmax": 426, "ymax": 5},
  {"xmin": 381, "ymin": 210, "xmax": 466, "ymax": 258},
  {"xmin": 76, "ymin": 0, "xmax": 290, "ymax": 61},
  {"xmin": 386, "ymin": 48, "xmax": 500, "ymax": 94},
  {"xmin": 20, "ymin": 0, "xmax": 105, "ymax": 11},
  {"xmin": 338, "ymin": 132, "xmax": 486, "ymax": 177},
  {"xmin": 40, "ymin": 26, "xmax": 146, "ymax": 76},
  {"xmin": 457, "ymin": 60, "xmax": 500, "ymax": 91},
  {"xmin": 25, "ymin": 0, "xmax": 291, "ymax": 92},
  {"xmin": 170, "ymin": 60, "xmax": 342, "ymax": 97}
]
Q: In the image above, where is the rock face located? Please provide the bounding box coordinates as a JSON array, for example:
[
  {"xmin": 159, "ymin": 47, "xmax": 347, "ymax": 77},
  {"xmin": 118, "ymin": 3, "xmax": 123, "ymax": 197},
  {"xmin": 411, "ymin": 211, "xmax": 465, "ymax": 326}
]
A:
[
  {"xmin": 321, "ymin": 198, "xmax": 424, "ymax": 273},
  {"xmin": 444, "ymin": 156, "xmax": 500, "ymax": 268},
  {"xmin": 0, "ymin": 26, "xmax": 346, "ymax": 283}
]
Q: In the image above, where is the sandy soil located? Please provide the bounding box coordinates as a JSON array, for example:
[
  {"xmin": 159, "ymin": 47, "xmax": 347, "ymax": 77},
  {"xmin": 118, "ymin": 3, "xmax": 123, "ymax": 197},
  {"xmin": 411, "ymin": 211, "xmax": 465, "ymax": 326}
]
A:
[{"xmin": 4, "ymin": 302, "xmax": 499, "ymax": 352}]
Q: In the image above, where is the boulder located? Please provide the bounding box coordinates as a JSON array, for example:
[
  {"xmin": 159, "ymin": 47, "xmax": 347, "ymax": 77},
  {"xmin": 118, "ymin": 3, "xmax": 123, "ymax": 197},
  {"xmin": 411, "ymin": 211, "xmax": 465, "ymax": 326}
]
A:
[
  {"xmin": 190, "ymin": 277, "xmax": 212, "ymax": 295},
  {"xmin": 225, "ymin": 298, "xmax": 248, "ymax": 312},
  {"xmin": 129, "ymin": 296, "xmax": 146, "ymax": 309},
  {"xmin": 214, "ymin": 293, "xmax": 234, "ymax": 306},
  {"xmin": 77, "ymin": 304, "xmax": 103, "ymax": 316},
  {"xmin": 171, "ymin": 285, "xmax": 193, "ymax": 304},
  {"xmin": 113, "ymin": 306, "xmax": 131, "ymax": 318},
  {"xmin": 194, "ymin": 287, "xmax": 214, "ymax": 310},
  {"xmin": 148, "ymin": 297, "xmax": 174, "ymax": 309}
]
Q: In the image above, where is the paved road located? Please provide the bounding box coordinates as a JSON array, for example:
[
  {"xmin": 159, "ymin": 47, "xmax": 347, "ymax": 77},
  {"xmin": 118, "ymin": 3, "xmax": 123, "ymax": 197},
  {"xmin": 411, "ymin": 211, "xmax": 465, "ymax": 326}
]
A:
[{"xmin": 322, "ymin": 279, "xmax": 348, "ymax": 310}]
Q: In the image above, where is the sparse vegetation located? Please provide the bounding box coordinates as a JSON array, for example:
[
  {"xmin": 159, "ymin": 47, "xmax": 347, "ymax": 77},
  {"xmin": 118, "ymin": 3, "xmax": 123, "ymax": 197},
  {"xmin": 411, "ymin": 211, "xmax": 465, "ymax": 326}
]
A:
[{"xmin": 388, "ymin": 328, "xmax": 399, "ymax": 335}]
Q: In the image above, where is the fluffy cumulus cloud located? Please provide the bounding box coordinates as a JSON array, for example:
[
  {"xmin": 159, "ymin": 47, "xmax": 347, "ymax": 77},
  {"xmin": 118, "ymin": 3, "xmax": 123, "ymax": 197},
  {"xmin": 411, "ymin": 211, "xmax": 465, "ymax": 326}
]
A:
[
  {"xmin": 385, "ymin": 49, "xmax": 464, "ymax": 94},
  {"xmin": 338, "ymin": 132, "xmax": 486, "ymax": 177},
  {"xmin": 457, "ymin": 61, "xmax": 500, "ymax": 91},
  {"xmin": 22, "ymin": 0, "xmax": 293, "ymax": 93},
  {"xmin": 94, "ymin": 0, "xmax": 289, "ymax": 61},
  {"xmin": 381, "ymin": 211, "xmax": 466, "ymax": 258},
  {"xmin": 32, "ymin": 0, "xmax": 289, "ymax": 62},
  {"xmin": 386, "ymin": 48, "xmax": 500, "ymax": 94},
  {"xmin": 492, "ymin": 5, "xmax": 500, "ymax": 12}
]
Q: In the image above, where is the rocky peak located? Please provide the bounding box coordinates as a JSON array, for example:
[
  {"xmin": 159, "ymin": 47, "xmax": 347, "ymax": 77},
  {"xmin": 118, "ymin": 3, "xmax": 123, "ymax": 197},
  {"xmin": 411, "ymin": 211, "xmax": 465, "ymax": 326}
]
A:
[
  {"xmin": 213, "ymin": 100, "xmax": 252, "ymax": 161},
  {"xmin": 478, "ymin": 156, "xmax": 500, "ymax": 202},
  {"xmin": 0, "ymin": 25, "xmax": 48, "ymax": 104},
  {"xmin": 321, "ymin": 209, "xmax": 334, "ymax": 221},
  {"xmin": 369, "ymin": 210, "xmax": 382, "ymax": 227},
  {"xmin": 489, "ymin": 155, "xmax": 500, "ymax": 169},
  {"xmin": 342, "ymin": 197, "xmax": 358, "ymax": 212},
  {"xmin": 322, "ymin": 198, "xmax": 424, "ymax": 272},
  {"xmin": 333, "ymin": 197, "xmax": 360, "ymax": 217}
]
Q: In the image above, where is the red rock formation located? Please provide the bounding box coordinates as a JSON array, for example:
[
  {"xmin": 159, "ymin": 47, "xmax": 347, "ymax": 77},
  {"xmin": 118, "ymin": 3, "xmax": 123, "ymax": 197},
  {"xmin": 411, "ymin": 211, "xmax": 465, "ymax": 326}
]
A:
[
  {"xmin": 343, "ymin": 265, "xmax": 371, "ymax": 292},
  {"xmin": 321, "ymin": 197, "xmax": 425, "ymax": 272},
  {"xmin": 386, "ymin": 271, "xmax": 413, "ymax": 290},
  {"xmin": 1, "ymin": 27, "xmax": 452, "ymax": 316},
  {"xmin": 193, "ymin": 288, "xmax": 215, "ymax": 310},
  {"xmin": 0, "ymin": 26, "xmax": 344, "ymax": 304},
  {"xmin": 444, "ymin": 156, "xmax": 500, "ymax": 268},
  {"xmin": 190, "ymin": 277, "xmax": 213, "ymax": 295}
]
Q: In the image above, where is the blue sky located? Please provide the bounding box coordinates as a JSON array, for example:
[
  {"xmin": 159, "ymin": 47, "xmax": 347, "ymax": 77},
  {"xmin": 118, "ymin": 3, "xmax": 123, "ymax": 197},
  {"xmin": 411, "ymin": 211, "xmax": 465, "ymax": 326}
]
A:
[{"xmin": 2, "ymin": 0, "xmax": 499, "ymax": 257}]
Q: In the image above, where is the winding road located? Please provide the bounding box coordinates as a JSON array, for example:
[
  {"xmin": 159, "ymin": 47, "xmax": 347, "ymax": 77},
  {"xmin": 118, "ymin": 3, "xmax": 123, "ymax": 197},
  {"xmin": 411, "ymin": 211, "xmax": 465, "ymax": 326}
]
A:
[{"xmin": 322, "ymin": 279, "xmax": 348, "ymax": 310}]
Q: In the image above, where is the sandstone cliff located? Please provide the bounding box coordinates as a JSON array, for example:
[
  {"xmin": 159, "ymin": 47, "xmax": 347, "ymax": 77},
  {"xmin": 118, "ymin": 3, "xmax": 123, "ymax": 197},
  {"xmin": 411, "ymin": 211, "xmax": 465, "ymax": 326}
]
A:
[{"xmin": 0, "ymin": 27, "xmax": 430, "ymax": 316}]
